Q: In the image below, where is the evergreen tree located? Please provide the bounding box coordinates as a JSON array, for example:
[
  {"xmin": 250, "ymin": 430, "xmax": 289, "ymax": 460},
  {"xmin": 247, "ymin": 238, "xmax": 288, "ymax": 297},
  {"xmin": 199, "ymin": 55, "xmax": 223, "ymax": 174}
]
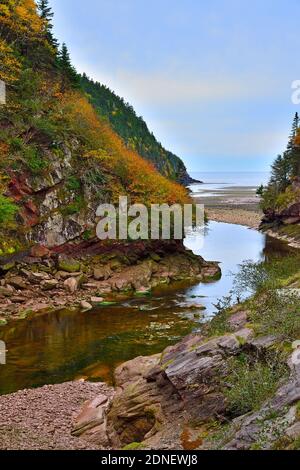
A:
[
  {"xmin": 270, "ymin": 154, "xmax": 291, "ymax": 192},
  {"xmin": 286, "ymin": 112, "xmax": 300, "ymax": 177},
  {"xmin": 58, "ymin": 43, "xmax": 79, "ymax": 92},
  {"xmin": 37, "ymin": 0, "xmax": 59, "ymax": 50}
]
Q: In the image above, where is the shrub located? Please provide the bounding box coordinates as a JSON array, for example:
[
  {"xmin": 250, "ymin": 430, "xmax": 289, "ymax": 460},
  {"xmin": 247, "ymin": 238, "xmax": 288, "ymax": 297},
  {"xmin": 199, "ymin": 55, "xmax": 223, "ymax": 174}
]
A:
[
  {"xmin": 233, "ymin": 256, "xmax": 300, "ymax": 295},
  {"xmin": 0, "ymin": 195, "xmax": 18, "ymax": 226},
  {"xmin": 250, "ymin": 290, "xmax": 300, "ymax": 340},
  {"xmin": 66, "ymin": 176, "xmax": 81, "ymax": 191},
  {"xmin": 224, "ymin": 354, "xmax": 288, "ymax": 417},
  {"xmin": 24, "ymin": 146, "xmax": 47, "ymax": 173}
]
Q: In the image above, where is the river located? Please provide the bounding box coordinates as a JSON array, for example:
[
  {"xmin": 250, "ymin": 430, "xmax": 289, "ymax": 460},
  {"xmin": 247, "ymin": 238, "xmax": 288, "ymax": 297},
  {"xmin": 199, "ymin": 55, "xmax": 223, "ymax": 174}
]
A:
[{"xmin": 0, "ymin": 220, "xmax": 292, "ymax": 396}]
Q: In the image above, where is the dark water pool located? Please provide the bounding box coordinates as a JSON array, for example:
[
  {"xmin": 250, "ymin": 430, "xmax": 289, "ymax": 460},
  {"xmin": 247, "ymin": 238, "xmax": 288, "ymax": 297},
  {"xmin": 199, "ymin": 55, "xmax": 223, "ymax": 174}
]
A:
[{"xmin": 0, "ymin": 221, "xmax": 292, "ymax": 395}]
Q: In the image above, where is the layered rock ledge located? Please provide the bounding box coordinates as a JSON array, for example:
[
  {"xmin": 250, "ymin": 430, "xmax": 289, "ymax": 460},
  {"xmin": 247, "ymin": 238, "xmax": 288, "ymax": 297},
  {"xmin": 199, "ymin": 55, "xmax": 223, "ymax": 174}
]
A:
[
  {"xmin": 0, "ymin": 240, "xmax": 220, "ymax": 323},
  {"xmin": 71, "ymin": 309, "xmax": 300, "ymax": 451}
]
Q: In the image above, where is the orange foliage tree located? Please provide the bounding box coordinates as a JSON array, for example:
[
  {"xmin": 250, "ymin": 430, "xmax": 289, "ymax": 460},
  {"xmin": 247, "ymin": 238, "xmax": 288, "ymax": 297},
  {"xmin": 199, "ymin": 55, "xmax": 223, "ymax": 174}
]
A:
[{"xmin": 59, "ymin": 92, "xmax": 191, "ymax": 207}]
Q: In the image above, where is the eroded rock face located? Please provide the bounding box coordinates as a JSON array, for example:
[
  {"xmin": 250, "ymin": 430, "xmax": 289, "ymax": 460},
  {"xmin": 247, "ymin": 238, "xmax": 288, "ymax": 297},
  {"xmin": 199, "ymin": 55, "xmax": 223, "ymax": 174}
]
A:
[
  {"xmin": 72, "ymin": 327, "xmax": 300, "ymax": 450},
  {"xmin": 262, "ymin": 185, "xmax": 300, "ymax": 227},
  {"xmin": 73, "ymin": 328, "xmax": 256, "ymax": 448},
  {"xmin": 280, "ymin": 202, "xmax": 300, "ymax": 225}
]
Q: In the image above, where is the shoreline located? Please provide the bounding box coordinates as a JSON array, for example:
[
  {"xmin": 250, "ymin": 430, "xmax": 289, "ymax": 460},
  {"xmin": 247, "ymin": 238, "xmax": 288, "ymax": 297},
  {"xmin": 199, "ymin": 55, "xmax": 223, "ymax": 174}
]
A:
[
  {"xmin": 206, "ymin": 205, "xmax": 300, "ymax": 249},
  {"xmin": 0, "ymin": 241, "xmax": 220, "ymax": 325},
  {"xmin": 206, "ymin": 207, "xmax": 262, "ymax": 230}
]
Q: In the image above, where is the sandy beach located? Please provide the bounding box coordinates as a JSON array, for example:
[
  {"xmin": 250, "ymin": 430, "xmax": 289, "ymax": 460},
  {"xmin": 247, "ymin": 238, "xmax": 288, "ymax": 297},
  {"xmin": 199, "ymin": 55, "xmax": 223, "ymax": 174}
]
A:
[{"xmin": 191, "ymin": 184, "xmax": 263, "ymax": 229}]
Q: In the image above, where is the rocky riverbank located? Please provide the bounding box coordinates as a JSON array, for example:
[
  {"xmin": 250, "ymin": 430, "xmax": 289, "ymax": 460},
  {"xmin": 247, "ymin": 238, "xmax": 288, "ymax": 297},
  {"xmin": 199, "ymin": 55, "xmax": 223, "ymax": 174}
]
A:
[
  {"xmin": 0, "ymin": 381, "xmax": 113, "ymax": 450},
  {"xmin": 2, "ymin": 300, "xmax": 300, "ymax": 450},
  {"xmin": 70, "ymin": 302, "xmax": 300, "ymax": 451},
  {"xmin": 1, "ymin": 250, "xmax": 300, "ymax": 450},
  {"xmin": 0, "ymin": 240, "xmax": 220, "ymax": 324},
  {"xmin": 206, "ymin": 207, "xmax": 262, "ymax": 229}
]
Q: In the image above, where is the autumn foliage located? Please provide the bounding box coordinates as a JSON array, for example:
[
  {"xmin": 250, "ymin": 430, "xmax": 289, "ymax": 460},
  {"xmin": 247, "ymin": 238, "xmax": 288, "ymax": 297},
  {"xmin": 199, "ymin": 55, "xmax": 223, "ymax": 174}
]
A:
[
  {"xmin": 59, "ymin": 93, "xmax": 190, "ymax": 206},
  {"xmin": 0, "ymin": 0, "xmax": 191, "ymax": 254}
]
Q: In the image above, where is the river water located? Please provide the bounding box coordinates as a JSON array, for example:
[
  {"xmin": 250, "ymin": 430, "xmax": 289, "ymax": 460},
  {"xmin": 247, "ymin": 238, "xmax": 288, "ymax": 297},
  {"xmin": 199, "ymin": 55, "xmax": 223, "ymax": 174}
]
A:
[{"xmin": 0, "ymin": 220, "xmax": 291, "ymax": 396}]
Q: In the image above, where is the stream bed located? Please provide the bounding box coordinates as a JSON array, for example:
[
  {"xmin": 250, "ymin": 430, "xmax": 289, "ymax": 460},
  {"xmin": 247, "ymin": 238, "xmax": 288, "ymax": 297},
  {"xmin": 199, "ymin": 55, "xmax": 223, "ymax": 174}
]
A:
[{"xmin": 0, "ymin": 221, "xmax": 292, "ymax": 395}]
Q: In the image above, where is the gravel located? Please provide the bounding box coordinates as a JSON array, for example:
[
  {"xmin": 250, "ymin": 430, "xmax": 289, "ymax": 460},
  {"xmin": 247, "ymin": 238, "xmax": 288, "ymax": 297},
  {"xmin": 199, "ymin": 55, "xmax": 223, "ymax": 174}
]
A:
[{"xmin": 0, "ymin": 381, "xmax": 113, "ymax": 450}]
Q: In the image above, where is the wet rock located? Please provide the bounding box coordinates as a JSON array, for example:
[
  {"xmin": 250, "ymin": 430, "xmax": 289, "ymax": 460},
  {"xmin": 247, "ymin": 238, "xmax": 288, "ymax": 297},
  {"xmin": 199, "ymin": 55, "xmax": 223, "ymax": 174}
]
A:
[
  {"xmin": 80, "ymin": 301, "xmax": 93, "ymax": 312},
  {"xmin": 90, "ymin": 296, "xmax": 104, "ymax": 304},
  {"xmin": 0, "ymin": 286, "xmax": 14, "ymax": 298},
  {"xmin": 58, "ymin": 258, "xmax": 81, "ymax": 273},
  {"xmin": 7, "ymin": 276, "xmax": 29, "ymax": 290},
  {"xmin": 187, "ymin": 304, "xmax": 206, "ymax": 310},
  {"xmin": 93, "ymin": 266, "xmax": 112, "ymax": 281},
  {"xmin": 41, "ymin": 279, "xmax": 59, "ymax": 291},
  {"xmin": 64, "ymin": 277, "xmax": 79, "ymax": 293}
]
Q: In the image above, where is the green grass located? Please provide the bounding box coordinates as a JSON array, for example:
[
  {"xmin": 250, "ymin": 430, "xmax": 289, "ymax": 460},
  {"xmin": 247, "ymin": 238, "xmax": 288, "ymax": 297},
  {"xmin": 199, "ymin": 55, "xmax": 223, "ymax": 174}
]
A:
[
  {"xmin": 122, "ymin": 442, "xmax": 144, "ymax": 450},
  {"xmin": 0, "ymin": 195, "xmax": 18, "ymax": 226},
  {"xmin": 249, "ymin": 290, "xmax": 300, "ymax": 340}
]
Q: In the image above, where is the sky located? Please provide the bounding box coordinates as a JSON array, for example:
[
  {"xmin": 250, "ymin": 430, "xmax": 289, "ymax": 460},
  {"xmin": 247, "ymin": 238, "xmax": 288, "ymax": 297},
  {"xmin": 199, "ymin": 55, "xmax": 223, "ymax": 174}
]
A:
[{"xmin": 49, "ymin": 0, "xmax": 300, "ymax": 172}]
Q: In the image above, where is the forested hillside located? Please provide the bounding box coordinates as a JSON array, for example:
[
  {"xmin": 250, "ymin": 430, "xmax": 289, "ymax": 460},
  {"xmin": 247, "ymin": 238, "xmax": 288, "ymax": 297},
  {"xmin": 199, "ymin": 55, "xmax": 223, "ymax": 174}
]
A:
[
  {"xmin": 260, "ymin": 113, "xmax": 300, "ymax": 239},
  {"xmin": 80, "ymin": 74, "xmax": 193, "ymax": 183},
  {"xmin": 0, "ymin": 0, "xmax": 190, "ymax": 256}
]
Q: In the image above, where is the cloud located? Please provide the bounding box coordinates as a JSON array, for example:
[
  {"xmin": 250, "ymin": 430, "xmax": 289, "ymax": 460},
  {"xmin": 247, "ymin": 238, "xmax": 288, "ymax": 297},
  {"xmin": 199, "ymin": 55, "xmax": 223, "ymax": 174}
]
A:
[{"xmin": 109, "ymin": 69, "xmax": 284, "ymax": 106}]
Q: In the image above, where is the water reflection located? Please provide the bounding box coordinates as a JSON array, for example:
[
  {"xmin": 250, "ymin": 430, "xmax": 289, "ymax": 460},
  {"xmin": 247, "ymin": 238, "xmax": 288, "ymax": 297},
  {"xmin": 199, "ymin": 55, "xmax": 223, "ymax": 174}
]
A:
[{"xmin": 0, "ymin": 221, "xmax": 292, "ymax": 395}]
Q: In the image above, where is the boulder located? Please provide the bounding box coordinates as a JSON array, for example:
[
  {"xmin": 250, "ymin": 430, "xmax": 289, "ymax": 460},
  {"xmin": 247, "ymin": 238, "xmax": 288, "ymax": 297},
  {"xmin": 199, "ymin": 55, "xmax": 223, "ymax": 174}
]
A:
[
  {"xmin": 40, "ymin": 279, "xmax": 58, "ymax": 291},
  {"xmin": 0, "ymin": 286, "xmax": 14, "ymax": 298},
  {"xmin": 93, "ymin": 266, "xmax": 112, "ymax": 281},
  {"xmin": 114, "ymin": 355, "xmax": 160, "ymax": 388},
  {"xmin": 64, "ymin": 277, "xmax": 78, "ymax": 293},
  {"xmin": 72, "ymin": 394, "xmax": 111, "ymax": 446},
  {"xmin": 104, "ymin": 331, "xmax": 253, "ymax": 447},
  {"xmin": 58, "ymin": 258, "xmax": 81, "ymax": 273},
  {"xmin": 7, "ymin": 276, "xmax": 28, "ymax": 290},
  {"xmin": 30, "ymin": 245, "xmax": 50, "ymax": 258},
  {"xmin": 228, "ymin": 310, "xmax": 248, "ymax": 330},
  {"xmin": 80, "ymin": 301, "xmax": 93, "ymax": 312}
]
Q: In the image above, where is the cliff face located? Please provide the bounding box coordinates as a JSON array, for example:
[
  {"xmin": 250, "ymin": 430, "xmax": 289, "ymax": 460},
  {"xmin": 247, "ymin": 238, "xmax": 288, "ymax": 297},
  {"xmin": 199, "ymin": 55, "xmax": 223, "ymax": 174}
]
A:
[
  {"xmin": 0, "ymin": 1, "xmax": 192, "ymax": 257},
  {"xmin": 0, "ymin": 89, "xmax": 190, "ymax": 255}
]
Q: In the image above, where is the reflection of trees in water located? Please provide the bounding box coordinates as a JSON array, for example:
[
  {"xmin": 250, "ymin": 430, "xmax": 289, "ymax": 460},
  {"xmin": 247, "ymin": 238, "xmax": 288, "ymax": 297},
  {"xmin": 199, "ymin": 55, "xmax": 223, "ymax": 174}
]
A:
[{"xmin": 263, "ymin": 235, "xmax": 295, "ymax": 262}]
